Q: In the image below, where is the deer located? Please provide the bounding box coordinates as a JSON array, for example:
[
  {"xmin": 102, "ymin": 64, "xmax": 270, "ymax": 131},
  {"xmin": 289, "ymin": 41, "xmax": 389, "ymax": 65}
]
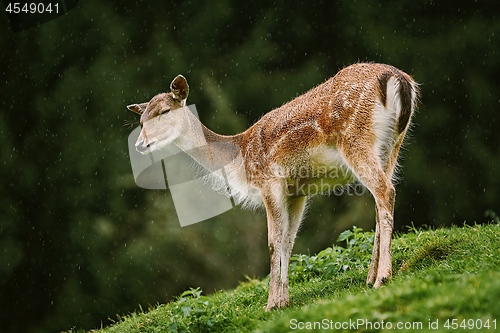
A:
[{"xmin": 126, "ymin": 63, "xmax": 419, "ymax": 311}]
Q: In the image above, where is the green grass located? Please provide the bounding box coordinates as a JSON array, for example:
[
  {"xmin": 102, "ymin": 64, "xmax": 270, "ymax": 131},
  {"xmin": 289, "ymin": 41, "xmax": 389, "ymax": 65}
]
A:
[{"xmin": 74, "ymin": 222, "xmax": 500, "ymax": 333}]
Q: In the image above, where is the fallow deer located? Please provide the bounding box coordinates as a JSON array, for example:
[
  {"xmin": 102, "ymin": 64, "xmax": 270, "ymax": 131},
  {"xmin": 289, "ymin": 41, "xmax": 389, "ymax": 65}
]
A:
[{"xmin": 127, "ymin": 63, "xmax": 419, "ymax": 311}]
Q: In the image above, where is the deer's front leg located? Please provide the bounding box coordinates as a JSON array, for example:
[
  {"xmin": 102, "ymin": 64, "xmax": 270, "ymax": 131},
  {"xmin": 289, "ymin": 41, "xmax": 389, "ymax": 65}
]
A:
[
  {"xmin": 279, "ymin": 196, "xmax": 307, "ymax": 307},
  {"xmin": 367, "ymin": 208, "xmax": 380, "ymax": 286},
  {"xmin": 266, "ymin": 233, "xmax": 281, "ymax": 311},
  {"xmin": 262, "ymin": 184, "xmax": 287, "ymax": 311}
]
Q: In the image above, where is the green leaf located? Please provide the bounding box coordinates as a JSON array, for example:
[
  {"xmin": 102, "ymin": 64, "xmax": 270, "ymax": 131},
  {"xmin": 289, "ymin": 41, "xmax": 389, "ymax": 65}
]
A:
[
  {"xmin": 360, "ymin": 243, "xmax": 372, "ymax": 251},
  {"xmin": 182, "ymin": 306, "xmax": 192, "ymax": 317},
  {"xmin": 338, "ymin": 230, "xmax": 353, "ymax": 242}
]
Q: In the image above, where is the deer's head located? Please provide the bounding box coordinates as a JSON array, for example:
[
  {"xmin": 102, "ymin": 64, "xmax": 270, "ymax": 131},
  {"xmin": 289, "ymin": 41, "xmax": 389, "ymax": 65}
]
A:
[{"xmin": 127, "ymin": 75, "xmax": 189, "ymax": 154}]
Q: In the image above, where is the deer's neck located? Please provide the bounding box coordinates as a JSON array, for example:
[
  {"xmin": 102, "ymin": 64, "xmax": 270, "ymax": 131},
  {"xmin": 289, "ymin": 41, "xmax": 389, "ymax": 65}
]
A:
[
  {"xmin": 171, "ymin": 107, "xmax": 255, "ymax": 206},
  {"xmin": 174, "ymin": 107, "xmax": 245, "ymax": 173}
]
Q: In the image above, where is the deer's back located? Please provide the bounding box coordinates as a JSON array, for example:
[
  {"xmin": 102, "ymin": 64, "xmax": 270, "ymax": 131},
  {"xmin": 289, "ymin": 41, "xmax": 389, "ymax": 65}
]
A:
[{"xmin": 244, "ymin": 64, "xmax": 411, "ymax": 177}]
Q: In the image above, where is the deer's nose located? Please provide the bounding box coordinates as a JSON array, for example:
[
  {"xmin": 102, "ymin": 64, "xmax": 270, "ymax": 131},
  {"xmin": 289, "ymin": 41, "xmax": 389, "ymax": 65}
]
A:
[{"xmin": 135, "ymin": 138, "xmax": 156, "ymax": 153}]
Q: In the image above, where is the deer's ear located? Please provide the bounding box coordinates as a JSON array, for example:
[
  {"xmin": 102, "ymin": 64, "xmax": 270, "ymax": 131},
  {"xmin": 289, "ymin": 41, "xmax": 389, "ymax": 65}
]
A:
[
  {"xmin": 127, "ymin": 102, "xmax": 148, "ymax": 115},
  {"xmin": 170, "ymin": 75, "xmax": 189, "ymax": 102}
]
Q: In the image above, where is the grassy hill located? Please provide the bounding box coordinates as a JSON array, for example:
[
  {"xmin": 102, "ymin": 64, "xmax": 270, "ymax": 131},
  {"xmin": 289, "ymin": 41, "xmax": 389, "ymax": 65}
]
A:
[{"xmin": 75, "ymin": 222, "xmax": 500, "ymax": 333}]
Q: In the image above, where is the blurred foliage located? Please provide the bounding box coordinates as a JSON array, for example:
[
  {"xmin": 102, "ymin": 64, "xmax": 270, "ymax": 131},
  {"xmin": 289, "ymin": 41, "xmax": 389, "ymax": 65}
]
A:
[{"xmin": 0, "ymin": 1, "xmax": 499, "ymax": 332}]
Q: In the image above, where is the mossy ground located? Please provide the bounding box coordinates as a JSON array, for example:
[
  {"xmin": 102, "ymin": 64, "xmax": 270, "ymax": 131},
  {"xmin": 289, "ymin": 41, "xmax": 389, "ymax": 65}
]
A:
[{"xmin": 70, "ymin": 222, "xmax": 500, "ymax": 333}]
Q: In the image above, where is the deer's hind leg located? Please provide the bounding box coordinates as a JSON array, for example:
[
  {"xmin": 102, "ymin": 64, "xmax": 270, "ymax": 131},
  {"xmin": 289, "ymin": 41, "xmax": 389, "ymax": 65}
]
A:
[
  {"xmin": 370, "ymin": 131, "xmax": 408, "ymax": 282},
  {"xmin": 366, "ymin": 133, "xmax": 406, "ymax": 285},
  {"xmin": 340, "ymin": 144, "xmax": 396, "ymax": 288}
]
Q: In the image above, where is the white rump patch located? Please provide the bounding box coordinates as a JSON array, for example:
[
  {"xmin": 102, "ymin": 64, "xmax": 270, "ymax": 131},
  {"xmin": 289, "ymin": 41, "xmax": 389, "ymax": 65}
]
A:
[{"xmin": 372, "ymin": 76, "xmax": 400, "ymax": 167}]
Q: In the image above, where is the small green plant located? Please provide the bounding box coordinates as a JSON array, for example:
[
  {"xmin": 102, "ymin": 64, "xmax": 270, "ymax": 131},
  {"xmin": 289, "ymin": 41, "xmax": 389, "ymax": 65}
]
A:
[
  {"xmin": 289, "ymin": 226, "xmax": 374, "ymax": 282},
  {"xmin": 175, "ymin": 288, "xmax": 209, "ymax": 318},
  {"xmin": 161, "ymin": 287, "xmax": 216, "ymax": 332}
]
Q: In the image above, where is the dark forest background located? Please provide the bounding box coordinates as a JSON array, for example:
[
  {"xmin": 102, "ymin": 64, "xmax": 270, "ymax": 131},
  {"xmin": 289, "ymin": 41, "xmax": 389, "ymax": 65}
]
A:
[{"xmin": 1, "ymin": 1, "xmax": 499, "ymax": 332}]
